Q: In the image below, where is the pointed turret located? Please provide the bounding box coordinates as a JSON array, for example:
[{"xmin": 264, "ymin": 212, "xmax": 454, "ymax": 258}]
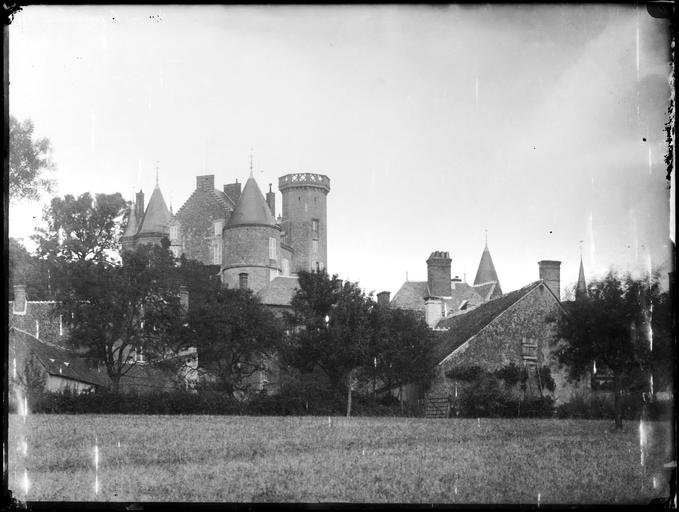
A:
[
  {"xmin": 123, "ymin": 203, "xmax": 138, "ymax": 238},
  {"xmin": 227, "ymin": 176, "xmax": 277, "ymax": 228},
  {"xmin": 473, "ymin": 242, "xmax": 502, "ymax": 297},
  {"xmin": 137, "ymin": 185, "xmax": 172, "ymax": 235},
  {"xmin": 575, "ymin": 256, "xmax": 587, "ymax": 301}
]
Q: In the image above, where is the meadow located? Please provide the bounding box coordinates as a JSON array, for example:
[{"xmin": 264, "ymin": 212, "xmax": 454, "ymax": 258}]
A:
[{"xmin": 8, "ymin": 414, "xmax": 674, "ymax": 504}]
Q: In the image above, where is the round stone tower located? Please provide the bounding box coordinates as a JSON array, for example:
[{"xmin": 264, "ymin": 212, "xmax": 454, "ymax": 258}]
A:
[
  {"xmin": 223, "ymin": 176, "xmax": 282, "ymax": 292},
  {"xmin": 278, "ymin": 173, "xmax": 330, "ymax": 273}
]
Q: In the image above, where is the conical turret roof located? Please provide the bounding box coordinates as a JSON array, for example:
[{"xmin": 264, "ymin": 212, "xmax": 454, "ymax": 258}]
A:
[
  {"xmin": 122, "ymin": 203, "xmax": 138, "ymax": 238},
  {"xmin": 473, "ymin": 243, "xmax": 502, "ymax": 292},
  {"xmin": 575, "ymin": 257, "xmax": 587, "ymax": 300},
  {"xmin": 138, "ymin": 185, "xmax": 172, "ymax": 234},
  {"xmin": 226, "ymin": 176, "xmax": 276, "ymax": 228}
]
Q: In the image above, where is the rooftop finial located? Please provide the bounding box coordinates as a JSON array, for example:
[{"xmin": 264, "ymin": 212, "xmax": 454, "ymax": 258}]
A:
[
  {"xmin": 155, "ymin": 161, "xmax": 160, "ymax": 187},
  {"xmin": 485, "ymin": 229, "xmax": 488, "ymax": 248},
  {"xmin": 579, "ymin": 239, "xmax": 584, "ymax": 258},
  {"xmin": 249, "ymin": 148, "xmax": 254, "ymax": 177}
]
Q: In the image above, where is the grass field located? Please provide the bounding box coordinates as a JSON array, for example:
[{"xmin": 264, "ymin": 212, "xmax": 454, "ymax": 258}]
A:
[{"xmin": 8, "ymin": 414, "xmax": 674, "ymax": 504}]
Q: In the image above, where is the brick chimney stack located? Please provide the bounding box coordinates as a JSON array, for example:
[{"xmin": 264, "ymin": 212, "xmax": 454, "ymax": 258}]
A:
[
  {"xmin": 196, "ymin": 175, "xmax": 215, "ymax": 192},
  {"xmin": 135, "ymin": 190, "xmax": 145, "ymax": 220},
  {"xmin": 13, "ymin": 285, "xmax": 27, "ymax": 314},
  {"xmin": 376, "ymin": 291, "xmax": 391, "ymax": 307},
  {"xmin": 538, "ymin": 260, "xmax": 561, "ymax": 301},
  {"xmin": 427, "ymin": 251, "xmax": 452, "ymax": 297},
  {"xmin": 266, "ymin": 183, "xmax": 276, "ymax": 217}
]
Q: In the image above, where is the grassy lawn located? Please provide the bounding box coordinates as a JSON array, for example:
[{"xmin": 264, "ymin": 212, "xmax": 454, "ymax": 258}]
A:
[{"xmin": 8, "ymin": 414, "xmax": 674, "ymax": 504}]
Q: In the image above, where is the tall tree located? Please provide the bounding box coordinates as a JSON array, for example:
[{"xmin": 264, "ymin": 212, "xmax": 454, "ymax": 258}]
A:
[
  {"xmin": 284, "ymin": 270, "xmax": 373, "ymax": 400},
  {"xmin": 8, "ymin": 237, "xmax": 51, "ymax": 300},
  {"xmin": 180, "ymin": 287, "xmax": 282, "ymax": 397},
  {"xmin": 56, "ymin": 243, "xmax": 184, "ymax": 394},
  {"xmin": 9, "ymin": 116, "xmax": 56, "ymax": 201},
  {"xmin": 33, "ymin": 192, "xmax": 128, "ymax": 265},
  {"xmin": 365, "ymin": 306, "xmax": 436, "ymax": 400},
  {"xmin": 555, "ymin": 270, "xmax": 661, "ymax": 429}
]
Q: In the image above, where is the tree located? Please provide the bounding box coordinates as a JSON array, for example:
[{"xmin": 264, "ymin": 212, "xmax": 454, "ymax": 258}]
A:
[
  {"xmin": 364, "ymin": 306, "xmax": 435, "ymax": 405},
  {"xmin": 9, "ymin": 237, "xmax": 51, "ymax": 300},
  {"xmin": 554, "ymin": 270, "xmax": 661, "ymax": 429},
  {"xmin": 56, "ymin": 243, "xmax": 184, "ymax": 394},
  {"xmin": 9, "ymin": 116, "xmax": 55, "ymax": 201},
  {"xmin": 284, "ymin": 270, "xmax": 373, "ymax": 405},
  {"xmin": 33, "ymin": 192, "xmax": 128, "ymax": 265},
  {"xmin": 180, "ymin": 287, "xmax": 282, "ymax": 397}
]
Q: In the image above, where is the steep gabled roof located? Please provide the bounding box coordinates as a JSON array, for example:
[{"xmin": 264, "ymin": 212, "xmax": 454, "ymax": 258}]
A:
[
  {"xmin": 10, "ymin": 327, "xmax": 109, "ymax": 387},
  {"xmin": 175, "ymin": 187, "xmax": 234, "ymax": 219},
  {"xmin": 138, "ymin": 186, "xmax": 172, "ymax": 235},
  {"xmin": 258, "ymin": 276, "xmax": 300, "ymax": 306},
  {"xmin": 432, "ymin": 281, "xmax": 546, "ymax": 364},
  {"xmin": 473, "ymin": 245, "xmax": 502, "ymax": 295},
  {"xmin": 390, "ymin": 280, "xmax": 484, "ymax": 313},
  {"xmin": 226, "ymin": 176, "xmax": 276, "ymax": 228}
]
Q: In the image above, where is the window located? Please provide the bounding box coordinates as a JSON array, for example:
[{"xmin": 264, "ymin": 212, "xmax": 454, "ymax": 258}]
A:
[
  {"xmin": 521, "ymin": 337, "xmax": 538, "ymax": 362},
  {"xmin": 213, "ymin": 220, "xmax": 223, "ymax": 237},
  {"xmin": 239, "ymin": 273, "xmax": 249, "ymax": 290},
  {"xmin": 212, "ymin": 242, "xmax": 222, "ymax": 265},
  {"xmin": 171, "ymin": 246, "xmax": 182, "ymax": 258},
  {"xmin": 282, "ymin": 258, "xmax": 290, "ymax": 276},
  {"xmin": 170, "ymin": 225, "xmax": 179, "ymax": 241},
  {"xmin": 269, "ymin": 237, "xmax": 277, "ymax": 260},
  {"xmin": 312, "ymin": 240, "xmax": 318, "ymax": 254},
  {"xmin": 35, "ymin": 320, "xmax": 40, "ymax": 340},
  {"xmin": 59, "ymin": 315, "xmax": 63, "ymax": 336},
  {"xmin": 312, "ymin": 219, "xmax": 319, "ymax": 234}
]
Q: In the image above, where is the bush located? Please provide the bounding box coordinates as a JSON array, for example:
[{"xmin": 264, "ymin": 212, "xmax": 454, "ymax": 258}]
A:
[{"xmin": 556, "ymin": 392, "xmax": 673, "ymax": 421}]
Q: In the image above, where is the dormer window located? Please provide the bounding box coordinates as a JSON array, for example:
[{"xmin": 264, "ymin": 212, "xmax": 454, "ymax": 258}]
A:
[{"xmin": 170, "ymin": 225, "xmax": 179, "ymax": 241}]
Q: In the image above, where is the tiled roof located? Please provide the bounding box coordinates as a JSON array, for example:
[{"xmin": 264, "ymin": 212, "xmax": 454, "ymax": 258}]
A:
[
  {"xmin": 175, "ymin": 186, "xmax": 232, "ymax": 219},
  {"xmin": 258, "ymin": 276, "xmax": 300, "ymax": 306},
  {"xmin": 473, "ymin": 281, "xmax": 502, "ymax": 301},
  {"xmin": 214, "ymin": 189, "xmax": 235, "ymax": 209},
  {"xmin": 227, "ymin": 176, "xmax": 277, "ymax": 228},
  {"xmin": 432, "ymin": 281, "xmax": 544, "ymax": 364},
  {"xmin": 473, "ymin": 245, "xmax": 502, "ymax": 295},
  {"xmin": 138, "ymin": 186, "xmax": 172, "ymax": 235},
  {"xmin": 10, "ymin": 327, "xmax": 109, "ymax": 387},
  {"xmin": 390, "ymin": 281, "xmax": 484, "ymax": 312}
]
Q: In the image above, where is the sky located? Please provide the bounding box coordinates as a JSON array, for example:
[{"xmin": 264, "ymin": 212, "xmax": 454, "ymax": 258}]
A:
[{"xmin": 7, "ymin": 5, "xmax": 674, "ymax": 298}]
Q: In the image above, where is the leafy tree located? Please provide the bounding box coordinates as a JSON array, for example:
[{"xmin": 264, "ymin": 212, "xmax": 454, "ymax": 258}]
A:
[
  {"xmin": 33, "ymin": 192, "xmax": 128, "ymax": 265},
  {"xmin": 364, "ymin": 306, "xmax": 435, "ymax": 401},
  {"xmin": 180, "ymin": 287, "xmax": 282, "ymax": 397},
  {"xmin": 554, "ymin": 270, "xmax": 661, "ymax": 429},
  {"xmin": 8, "ymin": 237, "xmax": 51, "ymax": 300},
  {"xmin": 284, "ymin": 270, "xmax": 373, "ymax": 401},
  {"xmin": 9, "ymin": 116, "xmax": 56, "ymax": 201},
  {"xmin": 56, "ymin": 243, "xmax": 184, "ymax": 394}
]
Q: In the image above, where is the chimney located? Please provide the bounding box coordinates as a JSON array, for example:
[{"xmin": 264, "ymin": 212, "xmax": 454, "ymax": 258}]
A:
[
  {"xmin": 426, "ymin": 251, "xmax": 452, "ymax": 297},
  {"xmin": 13, "ymin": 285, "xmax": 27, "ymax": 314},
  {"xmin": 224, "ymin": 181, "xmax": 242, "ymax": 203},
  {"xmin": 266, "ymin": 183, "xmax": 276, "ymax": 217},
  {"xmin": 377, "ymin": 291, "xmax": 391, "ymax": 307},
  {"xmin": 179, "ymin": 285, "xmax": 189, "ymax": 311},
  {"xmin": 538, "ymin": 260, "xmax": 561, "ymax": 301},
  {"xmin": 135, "ymin": 190, "xmax": 145, "ymax": 220},
  {"xmin": 196, "ymin": 175, "xmax": 215, "ymax": 192}
]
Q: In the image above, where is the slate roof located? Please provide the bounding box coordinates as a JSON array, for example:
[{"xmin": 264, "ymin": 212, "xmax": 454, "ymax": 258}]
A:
[
  {"xmin": 473, "ymin": 281, "xmax": 502, "ymax": 302},
  {"xmin": 227, "ymin": 176, "xmax": 277, "ymax": 228},
  {"xmin": 175, "ymin": 187, "xmax": 234, "ymax": 218},
  {"xmin": 123, "ymin": 204, "xmax": 138, "ymax": 238},
  {"xmin": 390, "ymin": 280, "xmax": 484, "ymax": 313},
  {"xmin": 258, "ymin": 276, "xmax": 300, "ymax": 306},
  {"xmin": 431, "ymin": 281, "xmax": 544, "ymax": 364},
  {"xmin": 10, "ymin": 327, "xmax": 109, "ymax": 387},
  {"xmin": 473, "ymin": 245, "xmax": 502, "ymax": 295},
  {"xmin": 138, "ymin": 186, "xmax": 172, "ymax": 235}
]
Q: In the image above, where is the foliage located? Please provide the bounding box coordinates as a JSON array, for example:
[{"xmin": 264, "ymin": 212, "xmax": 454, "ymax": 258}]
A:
[
  {"xmin": 364, "ymin": 306, "xmax": 436, "ymax": 393},
  {"xmin": 9, "ymin": 115, "xmax": 55, "ymax": 201},
  {"xmin": 8, "ymin": 237, "xmax": 51, "ymax": 300},
  {"xmin": 55, "ymin": 243, "xmax": 184, "ymax": 394},
  {"xmin": 554, "ymin": 270, "xmax": 663, "ymax": 428},
  {"xmin": 180, "ymin": 286, "xmax": 283, "ymax": 397},
  {"xmin": 445, "ymin": 365, "xmax": 485, "ymax": 382},
  {"xmin": 556, "ymin": 392, "xmax": 673, "ymax": 421},
  {"xmin": 284, "ymin": 270, "xmax": 373, "ymax": 395},
  {"xmin": 33, "ymin": 191, "xmax": 128, "ymax": 265}
]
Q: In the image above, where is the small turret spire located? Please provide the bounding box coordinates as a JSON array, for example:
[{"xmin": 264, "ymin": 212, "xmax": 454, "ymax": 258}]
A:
[{"xmin": 576, "ymin": 243, "xmax": 587, "ymax": 301}]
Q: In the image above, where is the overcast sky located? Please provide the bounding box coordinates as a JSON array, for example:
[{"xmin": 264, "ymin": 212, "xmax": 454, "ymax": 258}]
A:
[{"xmin": 8, "ymin": 5, "xmax": 673, "ymax": 297}]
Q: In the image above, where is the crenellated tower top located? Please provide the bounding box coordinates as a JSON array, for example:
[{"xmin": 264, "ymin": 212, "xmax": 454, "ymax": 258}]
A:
[{"xmin": 279, "ymin": 173, "xmax": 330, "ymax": 194}]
